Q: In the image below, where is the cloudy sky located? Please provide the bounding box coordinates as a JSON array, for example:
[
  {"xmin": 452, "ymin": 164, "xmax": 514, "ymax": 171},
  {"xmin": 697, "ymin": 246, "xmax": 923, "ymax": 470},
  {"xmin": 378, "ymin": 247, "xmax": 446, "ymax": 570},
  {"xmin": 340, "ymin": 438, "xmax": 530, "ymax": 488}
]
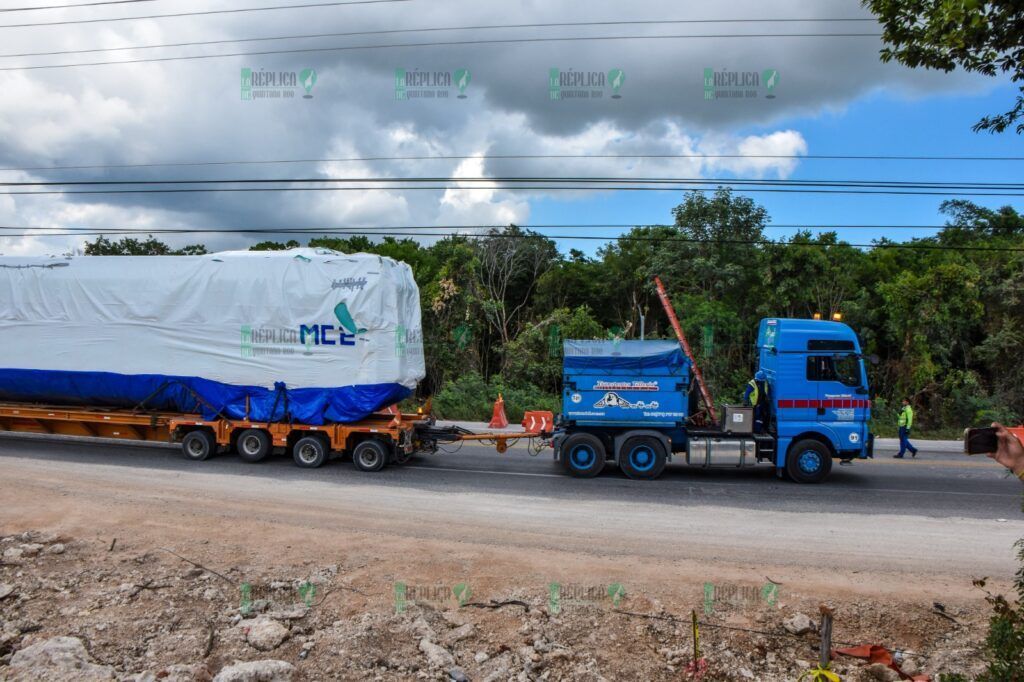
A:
[{"xmin": 0, "ymin": 0, "xmax": 1019, "ymax": 256}]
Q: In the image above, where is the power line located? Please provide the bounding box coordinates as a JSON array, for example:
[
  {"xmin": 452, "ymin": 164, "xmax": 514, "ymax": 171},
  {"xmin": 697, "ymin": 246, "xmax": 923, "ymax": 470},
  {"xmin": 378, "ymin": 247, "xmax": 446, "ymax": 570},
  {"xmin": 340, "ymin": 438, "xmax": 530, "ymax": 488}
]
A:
[
  {"xmin": 3, "ymin": 153, "xmax": 1022, "ymax": 173},
  {"xmin": 0, "ymin": 32, "xmax": 882, "ymax": 70},
  {"xmin": 4, "ymin": 184, "xmax": 1024, "ymax": 197},
  {"xmin": 8, "ymin": 176, "xmax": 1024, "ymax": 187},
  {"xmin": 1, "ymin": 227, "xmax": 1021, "ymax": 253},
  {"xmin": 0, "ymin": 0, "xmax": 156, "ymax": 12},
  {"xmin": 0, "ymin": 17, "xmax": 877, "ymax": 58},
  {"xmin": 0, "ymin": 0, "xmax": 413, "ymax": 29},
  {"xmin": 3, "ymin": 176, "xmax": 1021, "ymax": 189}
]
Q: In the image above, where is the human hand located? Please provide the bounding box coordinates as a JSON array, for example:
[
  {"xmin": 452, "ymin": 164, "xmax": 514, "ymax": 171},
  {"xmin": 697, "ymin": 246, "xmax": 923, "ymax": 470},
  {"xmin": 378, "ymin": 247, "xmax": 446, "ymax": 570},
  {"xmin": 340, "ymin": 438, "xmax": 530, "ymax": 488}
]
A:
[{"xmin": 988, "ymin": 422, "xmax": 1024, "ymax": 478}]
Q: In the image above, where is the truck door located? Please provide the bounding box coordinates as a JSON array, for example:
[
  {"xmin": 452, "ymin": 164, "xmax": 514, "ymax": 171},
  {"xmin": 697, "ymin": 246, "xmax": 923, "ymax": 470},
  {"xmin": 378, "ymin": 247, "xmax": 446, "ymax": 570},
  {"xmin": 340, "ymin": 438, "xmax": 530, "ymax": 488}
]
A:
[{"xmin": 806, "ymin": 353, "xmax": 869, "ymax": 453}]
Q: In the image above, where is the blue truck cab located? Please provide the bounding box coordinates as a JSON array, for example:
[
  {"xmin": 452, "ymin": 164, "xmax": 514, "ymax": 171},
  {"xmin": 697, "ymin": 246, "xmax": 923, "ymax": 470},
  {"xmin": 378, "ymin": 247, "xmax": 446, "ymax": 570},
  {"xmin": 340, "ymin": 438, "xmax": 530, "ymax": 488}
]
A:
[
  {"xmin": 555, "ymin": 318, "xmax": 872, "ymax": 483},
  {"xmin": 757, "ymin": 318, "xmax": 873, "ymax": 481}
]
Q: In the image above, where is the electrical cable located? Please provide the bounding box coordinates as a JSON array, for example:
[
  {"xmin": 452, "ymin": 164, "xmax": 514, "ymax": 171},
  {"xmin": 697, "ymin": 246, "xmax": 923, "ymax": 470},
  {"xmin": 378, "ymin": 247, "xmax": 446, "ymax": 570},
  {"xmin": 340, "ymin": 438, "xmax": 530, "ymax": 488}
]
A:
[
  {"xmin": 3, "ymin": 153, "xmax": 1020, "ymax": 173},
  {"xmin": 3, "ymin": 176, "xmax": 1022, "ymax": 189},
  {"xmin": 0, "ymin": 17, "xmax": 878, "ymax": 58},
  {"xmin": 3, "ymin": 185, "xmax": 1023, "ymax": 197},
  {"xmin": 0, "ymin": 0, "xmax": 412, "ymax": 29},
  {"xmin": 0, "ymin": 32, "xmax": 883, "ymax": 70},
  {"xmin": 0, "ymin": 0, "xmax": 156, "ymax": 12}
]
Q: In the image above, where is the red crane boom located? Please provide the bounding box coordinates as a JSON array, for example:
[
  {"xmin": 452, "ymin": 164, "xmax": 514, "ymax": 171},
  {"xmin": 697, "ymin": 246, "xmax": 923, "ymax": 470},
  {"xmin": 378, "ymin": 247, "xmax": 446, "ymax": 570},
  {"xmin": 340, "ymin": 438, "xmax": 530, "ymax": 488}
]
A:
[{"xmin": 652, "ymin": 276, "xmax": 718, "ymax": 425}]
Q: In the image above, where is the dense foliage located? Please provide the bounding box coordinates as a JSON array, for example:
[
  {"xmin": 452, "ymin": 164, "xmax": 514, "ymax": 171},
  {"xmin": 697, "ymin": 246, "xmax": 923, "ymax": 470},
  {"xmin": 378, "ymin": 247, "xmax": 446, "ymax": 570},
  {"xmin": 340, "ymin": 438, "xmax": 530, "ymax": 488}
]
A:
[
  {"xmin": 84, "ymin": 235, "xmax": 208, "ymax": 256},
  {"xmin": 866, "ymin": 0, "xmax": 1024, "ymax": 134},
  {"xmin": 85, "ymin": 190, "xmax": 1024, "ymax": 433}
]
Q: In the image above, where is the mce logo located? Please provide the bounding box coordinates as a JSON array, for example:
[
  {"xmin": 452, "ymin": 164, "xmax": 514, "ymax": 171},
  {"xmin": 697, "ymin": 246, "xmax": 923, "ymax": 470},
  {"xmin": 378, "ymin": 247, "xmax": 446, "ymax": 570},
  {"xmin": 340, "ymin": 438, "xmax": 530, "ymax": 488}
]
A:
[{"xmin": 299, "ymin": 302, "xmax": 366, "ymax": 347}]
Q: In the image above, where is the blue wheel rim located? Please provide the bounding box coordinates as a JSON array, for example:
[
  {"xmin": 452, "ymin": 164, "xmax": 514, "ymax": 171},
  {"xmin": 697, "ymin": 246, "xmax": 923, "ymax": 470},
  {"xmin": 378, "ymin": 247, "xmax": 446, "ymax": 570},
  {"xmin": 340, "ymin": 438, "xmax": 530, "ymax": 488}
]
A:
[
  {"xmin": 629, "ymin": 445, "xmax": 656, "ymax": 472},
  {"xmin": 797, "ymin": 449, "xmax": 822, "ymax": 474},
  {"xmin": 570, "ymin": 444, "xmax": 596, "ymax": 469}
]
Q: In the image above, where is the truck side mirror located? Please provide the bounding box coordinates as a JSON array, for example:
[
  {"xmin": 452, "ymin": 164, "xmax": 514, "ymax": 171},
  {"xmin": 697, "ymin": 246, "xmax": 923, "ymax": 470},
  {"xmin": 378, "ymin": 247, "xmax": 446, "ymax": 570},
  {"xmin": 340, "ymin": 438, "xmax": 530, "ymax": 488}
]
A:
[{"xmin": 868, "ymin": 354, "xmax": 880, "ymax": 366}]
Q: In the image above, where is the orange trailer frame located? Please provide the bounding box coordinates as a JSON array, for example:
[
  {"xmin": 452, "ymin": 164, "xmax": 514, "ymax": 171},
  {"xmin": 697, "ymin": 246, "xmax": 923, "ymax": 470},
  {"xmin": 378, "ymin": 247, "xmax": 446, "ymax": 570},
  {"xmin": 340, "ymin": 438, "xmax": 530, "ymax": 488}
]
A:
[
  {"xmin": 0, "ymin": 401, "xmax": 428, "ymax": 454},
  {"xmin": 0, "ymin": 401, "xmax": 555, "ymax": 467}
]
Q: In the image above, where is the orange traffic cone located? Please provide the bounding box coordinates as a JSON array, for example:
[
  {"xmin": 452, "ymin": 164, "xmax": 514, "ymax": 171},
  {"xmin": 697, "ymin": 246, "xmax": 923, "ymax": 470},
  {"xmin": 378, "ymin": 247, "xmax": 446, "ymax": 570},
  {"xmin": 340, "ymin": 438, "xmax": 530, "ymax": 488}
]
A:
[{"xmin": 488, "ymin": 393, "xmax": 509, "ymax": 428}]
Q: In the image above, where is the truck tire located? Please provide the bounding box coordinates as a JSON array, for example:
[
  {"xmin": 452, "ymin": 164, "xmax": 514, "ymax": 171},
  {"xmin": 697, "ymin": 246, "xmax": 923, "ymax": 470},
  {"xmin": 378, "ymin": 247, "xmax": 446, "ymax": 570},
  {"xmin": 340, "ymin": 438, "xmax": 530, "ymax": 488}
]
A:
[
  {"xmin": 181, "ymin": 430, "xmax": 216, "ymax": 462},
  {"xmin": 618, "ymin": 435, "xmax": 667, "ymax": 480},
  {"xmin": 236, "ymin": 429, "xmax": 272, "ymax": 463},
  {"xmin": 560, "ymin": 432, "xmax": 606, "ymax": 478},
  {"xmin": 292, "ymin": 436, "xmax": 328, "ymax": 468},
  {"xmin": 786, "ymin": 439, "xmax": 833, "ymax": 484},
  {"xmin": 352, "ymin": 439, "xmax": 390, "ymax": 472}
]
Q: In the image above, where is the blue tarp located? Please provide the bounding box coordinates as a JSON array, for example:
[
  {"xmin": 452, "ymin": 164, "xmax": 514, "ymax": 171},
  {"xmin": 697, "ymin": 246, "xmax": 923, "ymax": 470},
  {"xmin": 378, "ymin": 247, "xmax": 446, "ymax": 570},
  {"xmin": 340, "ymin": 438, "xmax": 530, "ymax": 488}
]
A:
[
  {"xmin": 563, "ymin": 340, "xmax": 688, "ymax": 374},
  {"xmin": 0, "ymin": 368, "xmax": 410, "ymax": 425}
]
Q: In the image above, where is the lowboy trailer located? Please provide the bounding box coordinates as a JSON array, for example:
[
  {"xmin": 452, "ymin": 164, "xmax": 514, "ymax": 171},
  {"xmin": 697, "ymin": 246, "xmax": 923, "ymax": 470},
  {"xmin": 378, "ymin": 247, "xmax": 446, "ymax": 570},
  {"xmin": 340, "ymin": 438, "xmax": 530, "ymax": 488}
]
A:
[{"xmin": 0, "ymin": 402, "xmax": 552, "ymax": 471}]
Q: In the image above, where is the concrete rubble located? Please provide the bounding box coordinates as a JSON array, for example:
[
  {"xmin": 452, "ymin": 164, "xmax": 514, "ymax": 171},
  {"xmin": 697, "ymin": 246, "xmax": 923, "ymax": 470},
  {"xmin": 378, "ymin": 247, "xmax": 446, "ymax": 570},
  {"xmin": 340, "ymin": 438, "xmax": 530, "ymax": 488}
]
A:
[{"xmin": 0, "ymin": 529, "xmax": 991, "ymax": 681}]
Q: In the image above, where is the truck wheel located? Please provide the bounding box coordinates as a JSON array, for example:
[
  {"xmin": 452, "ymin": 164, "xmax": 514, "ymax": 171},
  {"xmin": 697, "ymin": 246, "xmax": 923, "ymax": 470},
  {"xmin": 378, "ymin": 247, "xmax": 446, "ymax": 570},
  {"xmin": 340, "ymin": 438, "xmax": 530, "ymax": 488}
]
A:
[
  {"xmin": 292, "ymin": 436, "xmax": 328, "ymax": 468},
  {"xmin": 618, "ymin": 436, "xmax": 667, "ymax": 480},
  {"xmin": 352, "ymin": 439, "xmax": 389, "ymax": 472},
  {"xmin": 786, "ymin": 439, "xmax": 833, "ymax": 483},
  {"xmin": 236, "ymin": 429, "xmax": 272, "ymax": 463},
  {"xmin": 182, "ymin": 430, "xmax": 216, "ymax": 462},
  {"xmin": 560, "ymin": 433, "xmax": 606, "ymax": 478}
]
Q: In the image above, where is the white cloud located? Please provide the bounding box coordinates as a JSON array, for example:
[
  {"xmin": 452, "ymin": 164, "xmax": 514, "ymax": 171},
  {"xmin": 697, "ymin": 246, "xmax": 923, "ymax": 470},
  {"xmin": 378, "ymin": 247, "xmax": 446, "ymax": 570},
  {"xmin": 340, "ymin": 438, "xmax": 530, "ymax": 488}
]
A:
[
  {"xmin": 0, "ymin": 75, "xmax": 136, "ymax": 158},
  {"xmin": 0, "ymin": 0, "xmax": 1002, "ymax": 254},
  {"xmin": 438, "ymin": 156, "xmax": 529, "ymax": 226},
  {"xmin": 703, "ymin": 130, "xmax": 808, "ymax": 178}
]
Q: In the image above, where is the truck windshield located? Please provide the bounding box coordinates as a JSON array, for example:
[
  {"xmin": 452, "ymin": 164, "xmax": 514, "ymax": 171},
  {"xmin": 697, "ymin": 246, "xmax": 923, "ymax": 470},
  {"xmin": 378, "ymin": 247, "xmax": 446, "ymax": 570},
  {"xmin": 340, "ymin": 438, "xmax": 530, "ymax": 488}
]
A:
[{"xmin": 807, "ymin": 354, "xmax": 863, "ymax": 387}]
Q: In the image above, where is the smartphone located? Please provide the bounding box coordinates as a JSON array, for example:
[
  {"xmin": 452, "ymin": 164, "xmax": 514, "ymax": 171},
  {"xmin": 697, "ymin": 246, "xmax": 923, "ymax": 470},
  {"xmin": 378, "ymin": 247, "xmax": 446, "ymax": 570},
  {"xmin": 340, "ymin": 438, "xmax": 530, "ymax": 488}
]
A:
[{"xmin": 963, "ymin": 427, "xmax": 999, "ymax": 455}]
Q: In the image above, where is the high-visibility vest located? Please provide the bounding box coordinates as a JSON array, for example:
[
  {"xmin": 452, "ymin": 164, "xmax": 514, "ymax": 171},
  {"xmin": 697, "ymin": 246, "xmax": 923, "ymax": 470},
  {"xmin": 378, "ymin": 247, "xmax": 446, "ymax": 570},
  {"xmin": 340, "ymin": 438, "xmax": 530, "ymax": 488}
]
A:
[
  {"xmin": 898, "ymin": 405, "xmax": 914, "ymax": 428},
  {"xmin": 748, "ymin": 380, "xmax": 769, "ymax": 407}
]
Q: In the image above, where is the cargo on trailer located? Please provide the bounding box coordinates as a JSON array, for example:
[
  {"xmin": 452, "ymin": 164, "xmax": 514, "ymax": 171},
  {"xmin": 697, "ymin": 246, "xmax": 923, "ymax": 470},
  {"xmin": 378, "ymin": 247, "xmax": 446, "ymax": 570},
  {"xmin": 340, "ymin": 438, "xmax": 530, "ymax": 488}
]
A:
[{"xmin": 0, "ymin": 248, "xmax": 425, "ymax": 425}]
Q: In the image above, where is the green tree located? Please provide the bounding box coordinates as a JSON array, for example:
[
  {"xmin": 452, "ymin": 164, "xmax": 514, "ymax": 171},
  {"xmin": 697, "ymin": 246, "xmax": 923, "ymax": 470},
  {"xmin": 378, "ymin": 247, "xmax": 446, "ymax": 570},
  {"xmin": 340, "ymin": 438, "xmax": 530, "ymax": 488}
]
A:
[
  {"xmin": 865, "ymin": 0, "xmax": 1024, "ymax": 133},
  {"xmin": 250, "ymin": 239, "xmax": 300, "ymax": 250},
  {"xmin": 765, "ymin": 231, "xmax": 863, "ymax": 320},
  {"xmin": 419, "ymin": 237, "xmax": 481, "ymax": 394},
  {"xmin": 474, "ymin": 226, "xmax": 559, "ymax": 372},
  {"xmin": 876, "ymin": 262, "xmax": 984, "ymax": 414},
  {"xmin": 308, "ymin": 235, "xmax": 376, "ymax": 253},
  {"xmin": 502, "ymin": 305, "xmax": 604, "ymax": 393},
  {"xmin": 83, "ymin": 235, "xmax": 207, "ymax": 256},
  {"xmin": 650, "ymin": 189, "xmax": 770, "ymax": 399},
  {"xmin": 596, "ymin": 225, "xmax": 680, "ymax": 335}
]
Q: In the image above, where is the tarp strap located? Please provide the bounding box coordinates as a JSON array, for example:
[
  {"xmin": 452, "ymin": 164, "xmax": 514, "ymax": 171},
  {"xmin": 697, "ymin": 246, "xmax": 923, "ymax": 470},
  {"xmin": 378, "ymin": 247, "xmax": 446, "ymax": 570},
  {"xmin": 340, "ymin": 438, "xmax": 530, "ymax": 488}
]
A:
[
  {"xmin": 266, "ymin": 381, "xmax": 290, "ymax": 426},
  {"xmin": 131, "ymin": 379, "xmax": 231, "ymax": 422}
]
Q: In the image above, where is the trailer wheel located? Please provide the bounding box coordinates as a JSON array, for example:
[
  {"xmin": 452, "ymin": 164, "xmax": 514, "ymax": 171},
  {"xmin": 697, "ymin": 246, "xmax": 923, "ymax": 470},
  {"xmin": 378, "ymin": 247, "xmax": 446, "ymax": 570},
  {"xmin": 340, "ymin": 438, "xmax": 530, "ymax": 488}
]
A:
[
  {"xmin": 236, "ymin": 429, "xmax": 272, "ymax": 463},
  {"xmin": 618, "ymin": 436, "xmax": 667, "ymax": 480},
  {"xmin": 181, "ymin": 430, "xmax": 216, "ymax": 462},
  {"xmin": 560, "ymin": 432, "xmax": 606, "ymax": 478},
  {"xmin": 352, "ymin": 439, "xmax": 389, "ymax": 472},
  {"xmin": 292, "ymin": 436, "xmax": 328, "ymax": 468},
  {"xmin": 786, "ymin": 439, "xmax": 833, "ymax": 484}
]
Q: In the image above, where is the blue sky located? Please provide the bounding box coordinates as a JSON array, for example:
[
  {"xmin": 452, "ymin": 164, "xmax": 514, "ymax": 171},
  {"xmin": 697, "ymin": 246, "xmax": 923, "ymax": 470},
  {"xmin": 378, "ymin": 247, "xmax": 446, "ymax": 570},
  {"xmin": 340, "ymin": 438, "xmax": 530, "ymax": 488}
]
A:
[{"xmin": 531, "ymin": 81, "xmax": 1024, "ymax": 256}]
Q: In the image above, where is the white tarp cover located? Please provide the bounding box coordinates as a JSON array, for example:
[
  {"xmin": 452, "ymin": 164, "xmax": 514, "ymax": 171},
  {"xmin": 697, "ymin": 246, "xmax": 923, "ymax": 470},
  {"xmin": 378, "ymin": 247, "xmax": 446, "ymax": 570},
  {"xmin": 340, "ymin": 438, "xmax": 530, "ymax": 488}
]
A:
[{"xmin": 0, "ymin": 248, "xmax": 425, "ymax": 423}]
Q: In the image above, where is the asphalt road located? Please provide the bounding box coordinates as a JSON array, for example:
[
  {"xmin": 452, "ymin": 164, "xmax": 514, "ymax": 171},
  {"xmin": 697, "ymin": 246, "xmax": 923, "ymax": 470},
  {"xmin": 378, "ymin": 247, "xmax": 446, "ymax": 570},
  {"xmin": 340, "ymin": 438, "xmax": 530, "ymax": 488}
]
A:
[{"xmin": 0, "ymin": 431, "xmax": 1018, "ymax": 521}]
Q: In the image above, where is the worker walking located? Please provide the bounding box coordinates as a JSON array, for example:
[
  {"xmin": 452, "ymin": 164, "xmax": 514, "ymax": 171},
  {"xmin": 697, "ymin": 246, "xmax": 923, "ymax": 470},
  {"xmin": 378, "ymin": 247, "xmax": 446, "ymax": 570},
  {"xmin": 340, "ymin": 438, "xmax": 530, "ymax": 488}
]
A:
[
  {"xmin": 893, "ymin": 398, "xmax": 918, "ymax": 459},
  {"xmin": 744, "ymin": 370, "xmax": 770, "ymax": 433}
]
